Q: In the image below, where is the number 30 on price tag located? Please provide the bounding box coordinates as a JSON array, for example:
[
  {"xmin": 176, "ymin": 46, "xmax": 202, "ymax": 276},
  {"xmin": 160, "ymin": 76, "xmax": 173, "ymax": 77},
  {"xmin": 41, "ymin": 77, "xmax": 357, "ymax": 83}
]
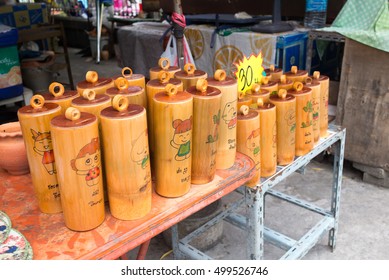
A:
[{"xmin": 234, "ymin": 52, "xmax": 264, "ymax": 93}]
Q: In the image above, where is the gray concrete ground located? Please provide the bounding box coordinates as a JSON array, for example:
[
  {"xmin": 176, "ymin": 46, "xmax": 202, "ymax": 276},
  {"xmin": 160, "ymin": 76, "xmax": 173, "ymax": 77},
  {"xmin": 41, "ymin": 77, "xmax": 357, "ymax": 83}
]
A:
[{"xmin": 56, "ymin": 48, "xmax": 389, "ymax": 260}]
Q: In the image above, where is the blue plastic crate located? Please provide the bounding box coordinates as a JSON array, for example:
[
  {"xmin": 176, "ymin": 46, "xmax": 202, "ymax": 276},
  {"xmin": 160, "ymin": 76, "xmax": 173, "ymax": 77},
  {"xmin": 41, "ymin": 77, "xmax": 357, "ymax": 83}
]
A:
[{"xmin": 275, "ymin": 31, "xmax": 308, "ymax": 72}]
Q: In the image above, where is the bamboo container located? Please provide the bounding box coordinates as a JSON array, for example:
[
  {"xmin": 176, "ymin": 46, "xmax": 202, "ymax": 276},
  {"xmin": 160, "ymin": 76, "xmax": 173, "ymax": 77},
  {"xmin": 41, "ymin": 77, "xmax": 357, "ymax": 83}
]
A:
[
  {"xmin": 146, "ymin": 71, "xmax": 183, "ymax": 157},
  {"xmin": 40, "ymin": 82, "xmax": 79, "ymax": 114},
  {"xmin": 112, "ymin": 67, "xmax": 146, "ymax": 89},
  {"xmin": 260, "ymin": 76, "xmax": 278, "ymax": 94},
  {"xmin": 269, "ymin": 89, "xmax": 296, "ymax": 165},
  {"xmin": 174, "ymin": 63, "xmax": 207, "ymax": 90},
  {"xmin": 237, "ymin": 106, "xmax": 260, "ymax": 187},
  {"xmin": 285, "ymin": 66, "xmax": 308, "ymax": 83},
  {"xmin": 265, "ymin": 64, "xmax": 283, "ymax": 82},
  {"xmin": 76, "ymin": 70, "xmax": 114, "ymax": 95},
  {"xmin": 51, "ymin": 107, "xmax": 105, "ymax": 231},
  {"xmin": 277, "ymin": 74, "xmax": 294, "ymax": 91},
  {"xmin": 71, "ymin": 89, "xmax": 111, "ymax": 117},
  {"xmin": 106, "ymin": 77, "xmax": 147, "ymax": 108},
  {"xmin": 186, "ymin": 79, "xmax": 222, "ymax": 184},
  {"xmin": 149, "ymin": 57, "xmax": 181, "ymax": 80},
  {"xmin": 288, "ymin": 82, "xmax": 314, "ymax": 156},
  {"xmin": 248, "ymin": 83, "xmax": 270, "ymax": 104},
  {"xmin": 17, "ymin": 95, "xmax": 62, "ymax": 214},
  {"xmin": 237, "ymin": 91, "xmax": 253, "ymax": 112},
  {"xmin": 250, "ymin": 98, "xmax": 277, "ymax": 177},
  {"xmin": 207, "ymin": 69, "xmax": 237, "ymax": 170},
  {"xmin": 153, "ymin": 84, "xmax": 193, "ymax": 197},
  {"xmin": 312, "ymin": 71, "xmax": 330, "ymax": 138},
  {"xmin": 304, "ymin": 77, "xmax": 321, "ymax": 143},
  {"xmin": 100, "ymin": 95, "xmax": 152, "ymax": 220}
]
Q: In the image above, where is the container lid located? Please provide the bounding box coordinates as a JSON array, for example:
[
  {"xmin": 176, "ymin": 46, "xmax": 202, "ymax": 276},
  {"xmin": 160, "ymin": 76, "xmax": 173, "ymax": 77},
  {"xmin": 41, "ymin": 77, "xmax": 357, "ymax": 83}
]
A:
[
  {"xmin": 311, "ymin": 71, "xmax": 329, "ymax": 82},
  {"xmin": 264, "ymin": 68, "xmax": 282, "ymax": 75},
  {"xmin": 147, "ymin": 77, "xmax": 182, "ymax": 88},
  {"xmin": 113, "ymin": 67, "xmax": 145, "ymax": 81},
  {"xmin": 288, "ymin": 87, "xmax": 312, "ymax": 96},
  {"xmin": 175, "ymin": 63, "xmax": 207, "ymax": 78},
  {"xmin": 106, "ymin": 85, "xmax": 143, "ymax": 96},
  {"xmin": 250, "ymin": 102, "xmax": 275, "ymax": 111},
  {"xmin": 285, "ymin": 66, "xmax": 308, "ymax": 77},
  {"xmin": 18, "ymin": 94, "xmax": 61, "ymax": 115},
  {"xmin": 269, "ymin": 89, "xmax": 295, "ymax": 102},
  {"xmin": 40, "ymin": 82, "xmax": 78, "ymax": 101},
  {"xmin": 150, "ymin": 57, "xmax": 180, "ymax": 73},
  {"xmin": 77, "ymin": 77, "xmax": 113, "ymax": 89},
  {"xmin": 186, "ymin": 79, "xmax": 221, "ymax": 99},
  {"xmin": 72, "ymin": 91, "xmax": 110, "ymax": 106},
  {"xmin": 207, "ymin": 69, "xmax": 236, "ymax": 87},
  {"xmin": 249, "ymin": 84, "xmax": 270, "ymax": 96},
  {"xmin": 101, "ymin": 103, "xmax": 145, "ymax": 119},
  {"xmin": 304, "ymin": 80, "xmax": 321, "ymax": 88},
  {"xmin": 51, "ymin": 110, "xmax": 96, "ymax": 128},
  {"xmin": 237, "ymin": 105, "xmax": 258, "ymax": 120},
  {"xmin": 154, "ymin": 83, "xmax": 193, "ymax": 103}
]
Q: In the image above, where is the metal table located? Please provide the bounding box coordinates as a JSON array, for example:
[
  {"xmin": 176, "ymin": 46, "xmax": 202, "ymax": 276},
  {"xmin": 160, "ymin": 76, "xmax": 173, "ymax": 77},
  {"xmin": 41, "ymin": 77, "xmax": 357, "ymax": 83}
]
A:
[{"xmin": 172, "ymin": 125, "xmax": 346, "ymax": 259}]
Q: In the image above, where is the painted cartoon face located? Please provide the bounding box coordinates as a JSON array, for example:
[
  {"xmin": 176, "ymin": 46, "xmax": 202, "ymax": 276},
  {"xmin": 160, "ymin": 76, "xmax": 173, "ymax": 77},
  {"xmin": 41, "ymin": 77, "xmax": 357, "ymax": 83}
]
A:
[
  {"xmin": 173, "ymin": 130, "xmax": 191, "ymax": 145},
  {"xmin": 74, "ymin": 151, "xmax": 100, "ymax": 172},
  {"xmin": 222, "ymin": 101, "xmax": 237, "ymax": 122},
  {"xmin": 131, "ymin": 131, "xmax": 149, "ymax": 163},
  {"xmin": 34, "ymin": 138, "xmax": 53, "ymax": 152}
]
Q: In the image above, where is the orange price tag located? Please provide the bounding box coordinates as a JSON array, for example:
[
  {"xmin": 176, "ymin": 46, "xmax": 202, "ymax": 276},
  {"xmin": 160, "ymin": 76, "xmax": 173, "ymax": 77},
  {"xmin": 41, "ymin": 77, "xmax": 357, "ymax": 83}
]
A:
[{"xmin": 234, "ymin": 52, "xmax": 264, "ymax": 93}]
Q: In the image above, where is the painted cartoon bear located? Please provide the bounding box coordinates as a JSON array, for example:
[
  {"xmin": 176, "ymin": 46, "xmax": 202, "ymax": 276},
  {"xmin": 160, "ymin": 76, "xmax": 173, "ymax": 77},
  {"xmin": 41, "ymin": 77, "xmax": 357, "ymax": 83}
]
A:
[
  {"xmin": 131, "ymin": 130, "xmax": 150, "ymax": 169},
  {"xmin": 71, "ymin": 138, "xmax": 101, "ymax": 187},
  {"xmin": 222, "ymin": 100, "xmax": 237, "ymax": 129},
  {"xmin": 170, "ymin": 116, "xmax": 192, "ymax": 161}
]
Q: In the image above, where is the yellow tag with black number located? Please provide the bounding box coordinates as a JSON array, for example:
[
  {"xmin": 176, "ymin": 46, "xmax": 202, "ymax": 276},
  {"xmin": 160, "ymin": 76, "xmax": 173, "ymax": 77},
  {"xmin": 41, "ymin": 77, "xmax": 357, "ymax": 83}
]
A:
[{"xmin": 234, "ymin": 52, "xmax": 264, "ymax": 93}]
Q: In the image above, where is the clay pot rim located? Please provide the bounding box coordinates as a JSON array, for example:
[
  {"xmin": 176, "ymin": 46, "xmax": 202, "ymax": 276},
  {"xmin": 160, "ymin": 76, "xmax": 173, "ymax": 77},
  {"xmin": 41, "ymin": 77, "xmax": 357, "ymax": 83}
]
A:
[{"xmin": 0, "ymin": 122, "xmax": 23, "ymax": 138}]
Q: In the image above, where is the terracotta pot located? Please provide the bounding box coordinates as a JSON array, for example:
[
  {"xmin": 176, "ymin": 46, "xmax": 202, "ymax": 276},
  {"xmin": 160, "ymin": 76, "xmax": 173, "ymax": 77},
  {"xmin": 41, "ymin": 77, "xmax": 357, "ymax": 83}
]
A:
[{"xmin": 0, "ymin": 122, "xmax": 30, "ymax": 175}]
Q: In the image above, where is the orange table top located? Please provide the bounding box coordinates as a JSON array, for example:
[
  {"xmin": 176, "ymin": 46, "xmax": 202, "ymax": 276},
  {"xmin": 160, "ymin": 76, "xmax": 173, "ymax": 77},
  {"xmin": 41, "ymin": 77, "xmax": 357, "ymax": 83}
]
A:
[{"xmin": 0, "ymin": 153, "xmax": 254, "ymax": 260}]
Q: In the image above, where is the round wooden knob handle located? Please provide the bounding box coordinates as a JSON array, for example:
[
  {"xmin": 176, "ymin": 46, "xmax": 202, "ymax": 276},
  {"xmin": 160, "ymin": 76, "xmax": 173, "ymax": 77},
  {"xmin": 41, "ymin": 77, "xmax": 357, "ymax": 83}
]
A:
[
  {"xmin": 86, "ymin": 71, "xmax": 98, "ymax": 83},
  {"xmin": 304, "ymin": 77, "xmax": 313, "ymax": 85},
  {"xmin": 112, "ymin": 94, "xmax": 129, "ymax": 112},
  {"xmin": 158, "ymin": 70, "xmax": 170, "ymax": 84},
  {"xmin": 184, "ymin": 63, "xmax": 195, "ymax": 75},
  {"xmin": 121, "ymin": 67, "xmax": 133, "ymax": 78},
  {"xmin": 269, "ymin": 64, "xmax": 275, "ymax": 72},
  {"xmin": 30, "ymin": 94, "xmax": 45, "ymax": 109},
  {"xmin": 280, "ymin": 75, "xmax": 286, "ymax": 84},
  {"xmin": 165, "ymin": 83, "xmax": 177, "ymax": 97},
  {"xmin": 238, "ymin": 92, "xmax": 245, "ymax": 100},
  {"xmin": 214, "ymin": 69, "xmax": 226, "ymax": 81},
  {"xmin": 293, "ymin": 81, "xmax": 303, "ymax": 91},
  {"xmin": 114, "ymin": 77, "xmax": 129, "ymax": 91},
  {"xmin": 240, "ymin": 105, "xmax": 249, "ymax": 115},
  {"xmin": 196, "ymin": 78, "xmax": 208, "ymax": 93},
  {"xmin": 278, "ymin": 89, "xmax": 287, "ymax": 99},
  {"xmin": 252, "ymin": 83, "xmax": 260, "ymax": 93},
  {"xmin": 313, "ymin": 71, "xmax": 320, "ymax": 80},
  {"xmin": 65, "ymin": 107, "xmax": 81, "ymax": 121},
  {"xmin": 49, "ymin": 82, "xmax": 65, "ymax": 97},
  {"xmin": 82, "ymin": 89, "xmax": 96, "ymax": 101},
  {"xmin": 291, "ymin": 66, "xmax": 298, "ymax": 74},
  {"xmin": 158, "ymin": 57, "xmax": 170, "ymax": 70},
  {"xmin": 257, "ymin": 97, "xmax": 264, "ymax": 107}
]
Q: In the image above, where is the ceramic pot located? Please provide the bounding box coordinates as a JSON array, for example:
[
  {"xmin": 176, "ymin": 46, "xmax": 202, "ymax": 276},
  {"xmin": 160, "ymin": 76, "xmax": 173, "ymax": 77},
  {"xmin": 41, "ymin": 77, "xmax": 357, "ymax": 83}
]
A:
[{"xmin": 0, "ymin": 122, "xmax": 29, "ymax": 175}]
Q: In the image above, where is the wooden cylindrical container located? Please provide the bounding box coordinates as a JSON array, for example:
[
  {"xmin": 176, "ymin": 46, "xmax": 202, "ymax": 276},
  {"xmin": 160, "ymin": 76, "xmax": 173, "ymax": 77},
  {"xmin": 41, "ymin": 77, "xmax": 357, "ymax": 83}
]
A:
[
  {"xmin": 17, "ymin": 95, "xmax": 62, "ymax": 214},
  {"xmin": 76, "ymin": 70, "xmax": 114, "ymax": 95},
  {"xmin": 71, "ymin": 89, "xmax": 111, "ymax": 118},
  {"xmin": 237, "ymin": 92, "xmax": 253, "ymax": 112},
  {"xmin": 106, "ymin": 77, "xmax": 147, "ymax": 108},
  {"xmin": 277, "ymin": 75, "xmax": 294, "ymax": 91},
  {"xmin": 236, "ymin": 106, "xmax": 260, "ymax": 187},
  {"xmin": 248, "ymin": 84, "xmax": 270, "ymax": 104},
  {"xmin": 265, "ymin": 64, "xmax": 283, "ymax": 82},
  {"xmin": 41, "ymin": 82, "xmax": 79, "ymax": 114},
  {"xmin": 146, "ymin": 71, "xmax": 183, "ymax": 157},
  {"xmin": 100, "ymin": 96, "xmax": 152, "ymax": 220},
  {"xmin": 285, "ymin": 66, "xmax": 308, "ymax": 83},
  {"xmin": 207, "ymin": 69, "xmax": 237, "ymax": 170},
  {"xmin": 269, "ymin": 89, "xmax": 296, "ymax": 166},
  {"xmin": 260, "ymin": 76, "xmax": 278, "ymax": 94},
  {"xmin": 250, "ymin": 98, "xmax": 277, "ymax": 177},
  {"xmin": 153, "ymin": 84, "xmax": 193, "ymax": 197},
  {"xmin": 51, "ymin": 108, "xmax": 105, "ymax": 231},
  {"xmin": 174, "ymin": 63, "xmax": 207, "ymax": 90},
  {"xmin": 304, "ymin": 77, "xmax": 321, "ymax": 143},
  {"xmin": 312, "ymin": 71, "xmax": 330, "ymax": 138},
  {"xmin": 115, "ymin": 67, "xmax": 146, "ymax": 89},
  {"xmin": 288, "ymin": 82, "xmax": 314, "ymax": 156},
  {"xmin": 186, "ymin": 79, "xmax": 222, "ymax": 184},
  {"xmin": 149, "ymin": 57, "xmax": 181, "ymax": 80}
]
